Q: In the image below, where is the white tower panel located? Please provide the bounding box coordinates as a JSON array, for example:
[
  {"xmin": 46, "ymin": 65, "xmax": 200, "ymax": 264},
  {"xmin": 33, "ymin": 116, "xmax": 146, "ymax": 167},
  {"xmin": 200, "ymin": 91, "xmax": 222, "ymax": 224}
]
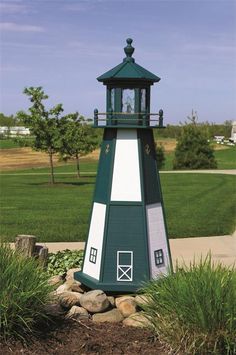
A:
[
  {"xmin": 83, "ymin": 202, "xmax": 106, "ymax": 280},
  {"xmin": 146, "ymin": 203, "xmax": 170, "ymax": 278},
  {"xmin": 111, "ymin": 129, "xmax": 141, "ymax": 201}
]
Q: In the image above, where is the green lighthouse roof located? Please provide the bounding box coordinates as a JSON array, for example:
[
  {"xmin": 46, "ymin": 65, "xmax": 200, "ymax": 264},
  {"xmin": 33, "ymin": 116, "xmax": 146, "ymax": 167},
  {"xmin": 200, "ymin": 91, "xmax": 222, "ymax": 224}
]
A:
[{"xmin": 97, "ymin": 38, "xmax": 160, "ymax": 84}]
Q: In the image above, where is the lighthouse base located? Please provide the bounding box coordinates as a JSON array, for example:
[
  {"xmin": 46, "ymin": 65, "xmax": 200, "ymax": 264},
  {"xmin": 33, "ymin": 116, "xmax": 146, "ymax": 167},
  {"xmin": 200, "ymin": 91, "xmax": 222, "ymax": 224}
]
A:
[
  {"xmin": 74, "ymin": 271, "xmax": 142, "ymax": 293},
  {"xmin": 75, "ymin": 128, "xmax": 172, "ymax": 293}
]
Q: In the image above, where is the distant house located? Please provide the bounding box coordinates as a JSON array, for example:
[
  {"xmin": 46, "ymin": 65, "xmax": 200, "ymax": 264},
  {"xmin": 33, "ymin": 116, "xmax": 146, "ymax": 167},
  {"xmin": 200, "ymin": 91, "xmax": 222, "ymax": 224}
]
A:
[
  {"xmin": 0, "ymin": 126, "xmax": 30, "ymax": 136},
  {"xmin": 214, "ymin": 135, "xmax": 225, "ymax": 144},
  {"xmin": 229, "ymin": 121, "xmax": 236, "ymax": 144}
]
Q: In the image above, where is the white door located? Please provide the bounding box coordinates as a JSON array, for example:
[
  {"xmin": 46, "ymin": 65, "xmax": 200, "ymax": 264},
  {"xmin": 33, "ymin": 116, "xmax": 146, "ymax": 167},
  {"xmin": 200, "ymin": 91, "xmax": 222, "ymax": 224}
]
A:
[{"xmin": 117, "ymin": 251, "xmax": 133, "ymax": 282}]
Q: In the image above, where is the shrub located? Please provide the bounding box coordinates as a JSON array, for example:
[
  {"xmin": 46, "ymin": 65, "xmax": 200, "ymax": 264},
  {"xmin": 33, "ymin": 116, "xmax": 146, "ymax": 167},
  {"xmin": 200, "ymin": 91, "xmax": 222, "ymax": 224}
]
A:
[
  {"xmin": 173, "ymin": 123, "xmax": 217, "ymax": 169},
  {"xmin": 0, "ymin": 244, "xmax": 53, "ymax": 341},
  {"xmin": 141, "ymin": 256, "xmax": 236, "ymax": 354},
  {"xmin": 155, "ymin": 143, "xmax": 165, "ymax": 169},
  {"xmin": 47, "ymin": 249, "xmax": 84, "ymax": 276}
]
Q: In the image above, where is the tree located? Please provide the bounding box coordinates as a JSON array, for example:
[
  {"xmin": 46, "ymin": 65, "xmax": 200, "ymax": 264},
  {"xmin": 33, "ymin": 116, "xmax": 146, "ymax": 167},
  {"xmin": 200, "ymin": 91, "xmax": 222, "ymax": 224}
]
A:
[
  {"xmin": 173, "ymin": 111, "xmax": 217, "ymax": 170},
  {"xmin": 59, "ymin": 115, "xmax": 98, "ymax": 177},
  {"xmin": 155, "ymin": 143, "xmax": 165, "ymax": 170},
  {"xmin": 17, "ymin": 87, "xmax": 66, "ymax": 184}
]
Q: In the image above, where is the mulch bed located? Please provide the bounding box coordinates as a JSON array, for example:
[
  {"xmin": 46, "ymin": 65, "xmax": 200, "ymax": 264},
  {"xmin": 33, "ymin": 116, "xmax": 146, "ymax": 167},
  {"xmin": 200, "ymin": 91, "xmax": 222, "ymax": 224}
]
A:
[{"xmin": 0, "ymin": 320, "xmax": 167, "ymax": 354}]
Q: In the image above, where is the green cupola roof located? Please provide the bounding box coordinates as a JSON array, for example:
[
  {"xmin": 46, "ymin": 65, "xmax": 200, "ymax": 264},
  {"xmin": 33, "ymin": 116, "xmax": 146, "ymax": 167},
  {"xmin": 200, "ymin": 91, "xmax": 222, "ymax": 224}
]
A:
[{"xmin": 97, "ymin": 38, "xmax": 161, "ymax": 84}]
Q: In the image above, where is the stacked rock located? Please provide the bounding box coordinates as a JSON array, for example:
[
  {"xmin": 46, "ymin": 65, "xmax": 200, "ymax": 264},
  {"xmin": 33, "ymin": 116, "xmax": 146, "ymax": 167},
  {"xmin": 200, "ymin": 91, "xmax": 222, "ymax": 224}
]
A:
[{"xmin": 47, "ymin": 268, "xmax": 150, "ymax": 328}]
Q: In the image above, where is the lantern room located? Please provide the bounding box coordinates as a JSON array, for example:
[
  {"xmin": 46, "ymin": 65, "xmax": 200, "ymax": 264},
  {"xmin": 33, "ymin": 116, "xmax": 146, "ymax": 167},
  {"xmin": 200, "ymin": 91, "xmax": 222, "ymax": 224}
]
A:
[{"xmin": 94, "ymin": 38, "xmax": 163, "ymax": 128}]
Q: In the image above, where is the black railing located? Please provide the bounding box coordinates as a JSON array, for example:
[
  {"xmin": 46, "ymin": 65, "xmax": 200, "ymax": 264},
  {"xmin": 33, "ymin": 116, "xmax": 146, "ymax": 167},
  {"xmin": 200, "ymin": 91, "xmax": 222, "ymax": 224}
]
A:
[{"xmin": 94, "ymin": 109, "xmax": 164, "ymax": 128}]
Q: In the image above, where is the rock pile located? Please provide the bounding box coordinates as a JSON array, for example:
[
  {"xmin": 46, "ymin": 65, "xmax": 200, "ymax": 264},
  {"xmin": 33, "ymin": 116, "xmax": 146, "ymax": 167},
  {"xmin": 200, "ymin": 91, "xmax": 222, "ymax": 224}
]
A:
[{"xmin": 47, "ymin": 268, "xmax": 150, "ymax": 328}]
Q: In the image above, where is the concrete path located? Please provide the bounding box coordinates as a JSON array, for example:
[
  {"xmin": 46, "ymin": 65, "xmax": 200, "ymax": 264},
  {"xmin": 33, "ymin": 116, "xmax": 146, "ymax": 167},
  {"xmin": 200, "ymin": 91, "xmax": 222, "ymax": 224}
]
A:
[
  {"xmin": 38, "ymin": 233, "xmax": 236, "ymax": 268},
  {"xmin": 160, "ymin": 169, "xmax": 236, "ymax": 175},
  {"xmin": 1, "ymin": 169, "xmax": 236, "ymax": 176}
]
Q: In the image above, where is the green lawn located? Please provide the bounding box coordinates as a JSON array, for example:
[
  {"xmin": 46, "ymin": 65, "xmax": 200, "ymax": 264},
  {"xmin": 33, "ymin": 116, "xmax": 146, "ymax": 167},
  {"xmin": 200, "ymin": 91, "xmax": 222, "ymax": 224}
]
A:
[
  {"xmin": 0, "ymin": 139, "xmax": 21, "ymax": 149},
  {"xmin": 0, "ymin": 168, "xmax": 235, "ymax": 242},
  {"xmin": 161, "ymin": 146, "xmax": 236, "ymax": 170}
]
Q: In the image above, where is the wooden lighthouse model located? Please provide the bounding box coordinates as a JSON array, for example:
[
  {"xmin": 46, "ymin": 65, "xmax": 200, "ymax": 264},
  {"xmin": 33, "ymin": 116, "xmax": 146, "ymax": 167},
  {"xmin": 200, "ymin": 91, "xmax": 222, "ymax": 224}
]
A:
[{"xmin": 75, "ymin": 38, "xmax": 172, "ymax": 292}]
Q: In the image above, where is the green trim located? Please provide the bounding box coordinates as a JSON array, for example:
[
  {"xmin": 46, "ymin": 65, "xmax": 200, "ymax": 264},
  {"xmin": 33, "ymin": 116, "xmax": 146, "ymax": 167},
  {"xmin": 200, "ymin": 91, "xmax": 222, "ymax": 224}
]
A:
[
  {"xmin": 93, "ymin": 124, "xmax": 166, "ymax": 129},
  {"xmin": 109, "ymin": 201, "xmax": 142, "ymax": 206},
  {"xmin": 74, "ymin": 271, "xmax": 145, "ymax": 292}
]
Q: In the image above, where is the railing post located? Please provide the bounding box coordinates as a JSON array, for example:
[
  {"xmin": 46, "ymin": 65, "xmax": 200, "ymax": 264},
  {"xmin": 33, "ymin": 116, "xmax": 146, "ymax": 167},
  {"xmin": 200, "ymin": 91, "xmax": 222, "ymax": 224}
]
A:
[
  {"xmin": 94, "ymin": 108, "xmax": 98, "ymax": 127},
  {"xmin": 159, "ymin": 109, "xmax": 163, "ymax": 127}
]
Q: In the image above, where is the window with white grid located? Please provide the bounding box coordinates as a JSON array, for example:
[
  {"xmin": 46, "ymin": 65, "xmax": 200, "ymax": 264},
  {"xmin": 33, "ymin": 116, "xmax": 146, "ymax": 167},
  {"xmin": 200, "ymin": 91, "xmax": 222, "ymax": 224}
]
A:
[
  {"xmin": 154, "ymin": 249, "xmax": 164, "ymax": 266},
  {"xmin": 89, "ymin": 247, "xmax": 98, "ymax": 264}
]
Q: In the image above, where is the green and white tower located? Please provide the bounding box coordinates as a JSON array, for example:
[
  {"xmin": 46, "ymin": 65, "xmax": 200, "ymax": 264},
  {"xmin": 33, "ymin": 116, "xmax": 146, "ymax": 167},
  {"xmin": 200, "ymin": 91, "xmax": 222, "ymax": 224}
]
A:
[{"xmin": 75, "ymin": 39, "xmax": 172, "ymax": 292}]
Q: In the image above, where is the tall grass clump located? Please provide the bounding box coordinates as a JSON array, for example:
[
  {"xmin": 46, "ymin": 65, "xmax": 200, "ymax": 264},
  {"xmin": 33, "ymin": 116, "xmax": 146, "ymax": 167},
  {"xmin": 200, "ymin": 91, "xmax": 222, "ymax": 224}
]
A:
[
  {"xmin": 0, "ymin": 244, "xmax": 53, "ymax": 341},
  {"xmin": 141, "ymin": 256, "xmax": 236, "ymax": 354}
]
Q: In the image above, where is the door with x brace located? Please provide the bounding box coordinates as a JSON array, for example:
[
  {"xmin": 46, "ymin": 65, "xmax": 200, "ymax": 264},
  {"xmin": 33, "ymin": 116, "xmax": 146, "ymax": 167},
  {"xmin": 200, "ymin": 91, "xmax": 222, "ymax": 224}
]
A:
[{"xmin": 117, "ymin": 251, "xmax": 133, "ymax": 282}]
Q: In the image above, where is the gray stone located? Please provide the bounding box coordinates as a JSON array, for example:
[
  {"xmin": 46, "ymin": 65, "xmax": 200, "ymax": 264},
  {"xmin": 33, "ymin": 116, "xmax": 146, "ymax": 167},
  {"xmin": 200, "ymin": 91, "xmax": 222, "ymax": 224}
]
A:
[
  {"xmin": 115, "ymin": 296, "xmax": 135, "ymax": 308},
  {"xmin": 107, "ymin": 296, "xmax": 115, "ymax": 307},
  {"xmin": 64, "ymin": 279, "xmax": 85, "ymax": 293},
  {"xmin": 65, "ymin": 306, "xmax": 89, "ymax": 320},
  {"xmin": 123, "ymin": 312, "xmax": 151, "ymax": 328},
  {"xmin": 134, "ymin": 294, "xmax": 150, "ymax": 306},
  {"xmin": 59, "ymin": 291, "xmax": 82, "ymax": 309},
  {"xmin": 66, "ymin": 268, "xmax": 81, "ymax": 282},
  {"xmin": 117, "ymin": 298, "xmax": 137, "ymax": 318},
  {"xmin": 92, "ymin": 309, "xmax": 124, "ymax": 323},
  {"xmin": 56, "ymin": 283, "xmax": 70, "ymax": 295},
  {"xmin": 48, "ymin": 275, "xmax": 63, "ymax": 286},
  {"xmin": 80, "ymin": 289, "xmax": 110, "ymax": 313}
]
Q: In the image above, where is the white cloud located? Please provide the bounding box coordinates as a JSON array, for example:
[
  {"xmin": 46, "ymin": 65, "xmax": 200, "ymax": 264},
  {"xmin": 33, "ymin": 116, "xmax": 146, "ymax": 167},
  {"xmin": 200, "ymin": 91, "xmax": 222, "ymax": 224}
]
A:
[
  {"xmin": 0, "ymin": 2, "xmax": 29, "ymax": 14},
  {"xmin": 0, "ymin": 22, "xmax": 45, "ymax": 32},
  {"xmin": 0, "ymin": 64, "xmax": 29, "ymax": 72}
]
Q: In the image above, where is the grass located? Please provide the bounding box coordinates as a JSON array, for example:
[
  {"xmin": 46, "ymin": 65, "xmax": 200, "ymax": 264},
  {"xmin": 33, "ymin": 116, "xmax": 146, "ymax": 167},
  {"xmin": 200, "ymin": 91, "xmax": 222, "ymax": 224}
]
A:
[
  {"xmin": 0, "ymin": 139, "xmax": 21, "ymax": 149},
  {"xmin": 0, "ymin": 243, "xmax": 53, "ymax": 341},
  {"xmin": 141, "ymin": 256, "xmax": 236, "ymax": 354},
  {"xmin": 0, "ymin": 165, "xmax": 235, "ymax": 241},
  {"xmin": 161, "ymin": 146, "xmax": 236, "ymax": 170},
  {"xmin": 161, "ymin": 173, "xmax": 236, "ymax": 237}
]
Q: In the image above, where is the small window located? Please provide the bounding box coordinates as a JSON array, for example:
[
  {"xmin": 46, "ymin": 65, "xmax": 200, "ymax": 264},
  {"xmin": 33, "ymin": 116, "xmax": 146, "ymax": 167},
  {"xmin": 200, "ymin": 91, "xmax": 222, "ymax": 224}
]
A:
[
  {"xmin": 89, "ymin": 247, "xmax": 98, "ymax": 264},
  {"xmin": 154, "ymin": 249, "xmax": 164, "ymax": 266}
]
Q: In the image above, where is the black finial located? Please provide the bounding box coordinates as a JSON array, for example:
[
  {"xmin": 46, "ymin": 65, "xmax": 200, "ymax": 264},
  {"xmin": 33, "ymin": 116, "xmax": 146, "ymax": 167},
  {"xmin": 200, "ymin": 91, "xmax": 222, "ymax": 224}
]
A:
[{"xmin": 124, "ymin": 38, "xmax": 135, "ymax": 61}]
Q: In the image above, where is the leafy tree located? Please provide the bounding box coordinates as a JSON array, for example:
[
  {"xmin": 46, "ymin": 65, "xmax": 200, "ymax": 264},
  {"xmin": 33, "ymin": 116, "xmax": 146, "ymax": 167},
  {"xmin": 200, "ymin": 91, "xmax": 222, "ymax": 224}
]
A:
[
  {"xmin": 173, "ymin": 111, "xmax": 217, "ymax": 170},
  {"xmin": 0, "ymin": 113, "xmax": 17, "ymax": 128},
  {"xmin": 17, "ymin": 87, "xmax": 67, "ymax": 184},
  {"xmin": 59, "ymin": 115, "xmax": 98, "ymax": 177}
]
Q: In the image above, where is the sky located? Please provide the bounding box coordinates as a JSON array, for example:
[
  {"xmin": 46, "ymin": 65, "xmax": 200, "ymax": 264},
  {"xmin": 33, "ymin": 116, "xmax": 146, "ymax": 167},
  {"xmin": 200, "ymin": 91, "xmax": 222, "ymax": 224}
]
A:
[{"xmin": 0, "ymin": 0, "xmax": 235, "ymax": 124}]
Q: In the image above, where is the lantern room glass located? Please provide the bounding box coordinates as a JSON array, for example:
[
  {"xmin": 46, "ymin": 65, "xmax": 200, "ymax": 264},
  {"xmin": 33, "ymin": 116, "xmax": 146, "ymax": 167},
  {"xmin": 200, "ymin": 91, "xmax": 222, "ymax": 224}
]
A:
[
  {"xmin": 140, "ymin": 88, "xmax": 146, "ymax": 112},
  {"xmin": 122, "ymin": 89, "xmax": 135, "ymax": 113},
  {"xmin": 110, "ymin": 88, "xmax": 115, "ymax": 111}
]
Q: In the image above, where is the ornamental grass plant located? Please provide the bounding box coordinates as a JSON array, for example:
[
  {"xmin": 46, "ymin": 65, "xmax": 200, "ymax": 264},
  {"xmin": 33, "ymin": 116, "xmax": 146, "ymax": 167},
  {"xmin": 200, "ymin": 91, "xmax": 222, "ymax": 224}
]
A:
[
  {"xmin": 141, "ymin": 256, "xmax": 236, "ymax": 354},
  {"xmin": 0, "ymin": 243, "xmax": 54, "ymax": 341}
]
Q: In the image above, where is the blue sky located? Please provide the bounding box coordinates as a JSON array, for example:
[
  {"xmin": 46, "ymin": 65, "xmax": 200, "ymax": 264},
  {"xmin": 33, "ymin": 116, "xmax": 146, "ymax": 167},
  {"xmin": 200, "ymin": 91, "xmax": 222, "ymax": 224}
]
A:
[{"xmin": 0, "ymin": 0, "xmax": 235, "ymax": 124}]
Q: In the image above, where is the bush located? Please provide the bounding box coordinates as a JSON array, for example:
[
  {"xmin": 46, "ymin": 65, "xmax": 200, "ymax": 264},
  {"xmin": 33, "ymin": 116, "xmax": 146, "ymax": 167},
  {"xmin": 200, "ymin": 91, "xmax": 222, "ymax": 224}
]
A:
[
  {"xmin": 173, "ymin": 124, "xmax": 217, "ymax": 169},
  {"xmin": 47, "ymin": 249, "xmax": 84, "ymax": 276},
  {"xmin": 141, "ymin": 256, "xmax": 236, "ymax": 354},
  {"xmin": 155, "ymin": 143, "xmax": 165, "ymax": 169},
  {"xmin": 0, "ymin": 244, "xmax": 53, "ymax": 341}
]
